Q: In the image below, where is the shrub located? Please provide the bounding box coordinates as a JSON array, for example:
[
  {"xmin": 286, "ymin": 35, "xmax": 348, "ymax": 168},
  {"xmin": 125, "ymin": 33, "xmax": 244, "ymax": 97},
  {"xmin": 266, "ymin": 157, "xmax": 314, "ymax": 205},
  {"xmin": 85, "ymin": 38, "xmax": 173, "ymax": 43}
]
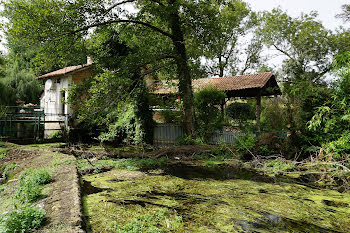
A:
[
  {"xmin": 261, "ymin": 98, "xmax": 287, "ymax": 132},
  {"xmin": 16, "ymin": 169, "xmax": 51, "ymax": 203},
  {"xmin": 159, "ymin": 109, "xmax": 182, "ymax": 124},
  {"xmin": 234, "ymin": 134, "xmax": 256, "ymax": 154},
  {"xmin": 0, "ymin": 204, "xmax": 45, "ymax": 233},
  {"xmin": 227, "ymin": 102, "xmax": 255, "ymax": 128},
  {"xmin": 256, "ymin": 132, "xmax": 284, "ymax": 156},
  {"xmin": 194, "ymin": 86, "xmax": 226, "ymax": 142},
  {"xmin": 176, "ymin": 135, "xmax": 205, "ymax": 146}
]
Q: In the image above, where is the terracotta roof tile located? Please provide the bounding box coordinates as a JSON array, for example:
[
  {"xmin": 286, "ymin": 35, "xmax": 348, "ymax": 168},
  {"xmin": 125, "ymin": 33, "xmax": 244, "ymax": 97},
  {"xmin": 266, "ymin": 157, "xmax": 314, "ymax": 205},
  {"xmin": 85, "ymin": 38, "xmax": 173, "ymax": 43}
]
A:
[
  {"xmin": 151, "ymin": 72, "xmax": 277, "ymax": 94},
  {"xmin": 37, "ymin": 64, "xmax": 93, "ymax": 80}
]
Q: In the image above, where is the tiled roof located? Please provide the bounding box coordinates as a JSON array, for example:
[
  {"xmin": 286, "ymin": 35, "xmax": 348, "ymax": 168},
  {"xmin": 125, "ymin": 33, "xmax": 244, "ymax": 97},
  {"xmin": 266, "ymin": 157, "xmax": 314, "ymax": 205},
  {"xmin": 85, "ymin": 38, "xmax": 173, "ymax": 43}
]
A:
[
  {"xmin": 37, "ymin": 64, "xmax": 93, "ymax": 80},
  {"xmin": 151, "ymin": 72, "xmax": 277, "ymax": 94}
]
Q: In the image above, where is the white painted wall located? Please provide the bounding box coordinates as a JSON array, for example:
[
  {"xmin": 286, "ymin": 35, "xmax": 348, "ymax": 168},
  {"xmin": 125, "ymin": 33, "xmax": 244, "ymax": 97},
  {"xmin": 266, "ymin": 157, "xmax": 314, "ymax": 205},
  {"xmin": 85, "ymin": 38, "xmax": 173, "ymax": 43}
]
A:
[{"xmin": 40, "ymin": 75, "xmax": 73, "ymax": 138}]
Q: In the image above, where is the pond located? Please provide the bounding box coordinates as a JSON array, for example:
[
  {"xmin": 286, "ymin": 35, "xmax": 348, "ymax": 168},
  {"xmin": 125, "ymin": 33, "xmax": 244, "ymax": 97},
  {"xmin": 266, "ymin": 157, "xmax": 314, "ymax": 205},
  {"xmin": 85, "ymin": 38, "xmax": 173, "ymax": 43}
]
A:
[{"xmin": 82, "ymin": 162, "xmax": 350, "ymax": 232}]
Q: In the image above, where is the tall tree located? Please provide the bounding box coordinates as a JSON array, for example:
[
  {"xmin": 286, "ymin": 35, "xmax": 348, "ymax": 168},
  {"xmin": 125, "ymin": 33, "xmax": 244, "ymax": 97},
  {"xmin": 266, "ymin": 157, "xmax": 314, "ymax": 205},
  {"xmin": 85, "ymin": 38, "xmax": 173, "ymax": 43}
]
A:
[
  {"xmin": 188, "ymin": 0, "xmax": 263, "ymax": 77},
  {"xmin": 258, "ymin": 9, "xmax": 338, "ymax": 152},
  {"xmin": 2, "ymin": 0, "xmax": 207, "ymax": 134}
]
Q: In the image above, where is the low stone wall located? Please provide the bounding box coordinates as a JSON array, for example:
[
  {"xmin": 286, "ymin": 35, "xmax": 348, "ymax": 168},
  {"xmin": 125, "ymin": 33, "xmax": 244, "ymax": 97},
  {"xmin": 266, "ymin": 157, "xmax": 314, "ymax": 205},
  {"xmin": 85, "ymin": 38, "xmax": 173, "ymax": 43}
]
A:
[{"xmin": 41, "ymin": 161, "xmax": 85, "ymax": 232}]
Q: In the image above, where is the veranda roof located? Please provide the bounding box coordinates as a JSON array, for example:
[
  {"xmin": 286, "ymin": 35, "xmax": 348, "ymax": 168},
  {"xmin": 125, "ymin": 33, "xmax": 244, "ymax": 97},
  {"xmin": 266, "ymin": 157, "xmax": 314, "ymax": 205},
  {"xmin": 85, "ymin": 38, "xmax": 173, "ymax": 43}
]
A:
[{"xmin": 150, "ymin": 72, "xmax": 282, "ymax": 98}]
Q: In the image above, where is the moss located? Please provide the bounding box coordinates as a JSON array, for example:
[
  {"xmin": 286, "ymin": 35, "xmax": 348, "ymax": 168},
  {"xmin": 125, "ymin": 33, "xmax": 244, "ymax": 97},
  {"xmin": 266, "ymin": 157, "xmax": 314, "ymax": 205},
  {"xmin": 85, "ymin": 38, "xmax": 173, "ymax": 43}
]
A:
[{"xmin": 82, "ymin": 165, "xmax": 350, "ymax": 232}]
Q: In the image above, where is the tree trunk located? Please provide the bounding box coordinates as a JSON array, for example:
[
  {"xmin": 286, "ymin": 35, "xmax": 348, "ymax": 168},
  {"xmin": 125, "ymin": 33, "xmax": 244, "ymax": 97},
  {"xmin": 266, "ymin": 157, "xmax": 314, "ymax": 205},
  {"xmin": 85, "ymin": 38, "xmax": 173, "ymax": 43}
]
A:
[
  {"xmin": 219, "ymin": 56, "xmax": 224, "ymax": 77},
  {"xmin": 168, "ymin": 1, "xmax": 195, "ymax": 135},
  {"xmin": 256, "ymin": 90, "xmax": 262, "ymax": 134}
]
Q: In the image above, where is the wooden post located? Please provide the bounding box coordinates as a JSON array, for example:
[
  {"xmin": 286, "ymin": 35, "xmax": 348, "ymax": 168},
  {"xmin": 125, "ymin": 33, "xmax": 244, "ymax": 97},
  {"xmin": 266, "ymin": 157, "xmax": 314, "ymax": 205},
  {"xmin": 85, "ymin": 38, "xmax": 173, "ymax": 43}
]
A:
[{"xmin": 256, "ymin": 91, "xmax": 262, "ymax": 134}]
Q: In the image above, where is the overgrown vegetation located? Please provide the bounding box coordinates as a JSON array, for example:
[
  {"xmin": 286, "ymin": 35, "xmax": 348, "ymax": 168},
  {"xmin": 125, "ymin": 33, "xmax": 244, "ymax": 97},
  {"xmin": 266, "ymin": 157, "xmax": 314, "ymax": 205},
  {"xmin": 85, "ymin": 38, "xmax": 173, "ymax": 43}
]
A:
[
  {"xmin": 0, "ymin": 204, "xmax": 45, "ymax": 233},
  {"xmin": 0, "ymin": 168, "xmax": 51, "ymax": 233},
  {"xmin": 194, "ymin": 86, "xmax": 226, "ymax": 142},
  {"xmin": 16, "ymin": 168, "xmax": 51, "ymax": 203}
]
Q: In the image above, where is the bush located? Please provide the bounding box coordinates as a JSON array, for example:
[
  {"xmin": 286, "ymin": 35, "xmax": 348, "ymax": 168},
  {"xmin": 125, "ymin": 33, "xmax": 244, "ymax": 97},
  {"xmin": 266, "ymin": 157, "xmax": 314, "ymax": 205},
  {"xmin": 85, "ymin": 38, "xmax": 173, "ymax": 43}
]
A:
[
  {"xmin": 227, "ymin": 102, "xmax": 255, "ymax": 128},
  {"xmin": 256, "ymin": 132, "xmax": 284, "ymax": 156},
  {"xmin": 16, "ymin": 169, "xmax": 51, "ymax": 203},
  {"xmin": 0, "ymin": 204, "xmax": 45, "ymax": 233},
  {"xmin": 261, "ymin": 98, "xmax": 287, "ymax": 133},
  {"xmin": 176, "ymin": 135, "xmax": 205, "ymax": 146},
  {"xmin": 194, "ymin": 86, "xmax": 226, "ymax": 142},
  {"xmin": 159, "ymin": 109, "xmax": 182, "ymax": 124},
  {"xmin": 234, "ymin": 134, "xmax": 256, "ymax": 154}
]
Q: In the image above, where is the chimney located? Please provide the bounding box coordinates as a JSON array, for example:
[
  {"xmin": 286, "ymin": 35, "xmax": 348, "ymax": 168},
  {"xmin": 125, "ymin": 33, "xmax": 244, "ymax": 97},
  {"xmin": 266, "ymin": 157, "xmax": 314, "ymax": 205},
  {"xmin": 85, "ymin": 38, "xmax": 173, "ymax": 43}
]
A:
[{"xmin": 87, "ymin": 56, "xmax": 93, "ymax": 65}]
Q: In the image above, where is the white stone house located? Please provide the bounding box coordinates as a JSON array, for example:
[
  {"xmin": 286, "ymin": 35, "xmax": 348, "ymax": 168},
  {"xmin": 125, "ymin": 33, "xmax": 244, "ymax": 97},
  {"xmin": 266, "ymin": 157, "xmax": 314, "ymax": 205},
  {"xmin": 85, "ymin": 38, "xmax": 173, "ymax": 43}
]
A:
[{"xmin": 38, "ymin": 61, "xmax": 93, "ymax": 138}]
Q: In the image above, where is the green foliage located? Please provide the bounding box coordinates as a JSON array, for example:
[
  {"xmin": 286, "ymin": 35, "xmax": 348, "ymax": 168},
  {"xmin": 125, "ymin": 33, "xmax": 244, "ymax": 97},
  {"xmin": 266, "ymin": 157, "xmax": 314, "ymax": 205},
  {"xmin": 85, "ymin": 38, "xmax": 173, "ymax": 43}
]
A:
[
  {"xmin": 261, "ymin": 98, "xmax": 287, "ymax": 133},
  {"xmin": 0, "ymin": 147, "xmax": 9, "ymax": 160},
  {"xmin": 159, "ymin": 110, "xmax": 182, "ymax": 124},
  {"xmin": 234, "ymin": 134, "xmax": 256, "ymax": 154},
  {"xmin": 227, "ymin": 102, "xmax": 255, "ymax": 121},
  {"xmin": 258, "ymin": 8, "xmax": 339, "ymax": 156},
  {"xmin": 194, "ymin": 86, "xmax": 226, "ymax": 141},
  {"xmin": 259, "ymin": 8, "xmax": 335, "ymax": 83},
  {"xmin": 0, "ymin": 61, "xmax": 41, "ymax": 106},
  {"xmin": 69, "ymin": 71, "xmax": 154, "ymax": 145},
  {"xmin": 1, "ymin": 163, "xmax": 17, "ymax": 180},
  {"xmin": 176, "ymin": 135, "xmax": 205, "ymax": 146},
  {"xmin": 137, "ymin": 157, "xmax": 168, "ymax": 170},
  {"xmin": 48, "ymin": 131, "xmax": 63, "ymax": 140},
  {"xmin": 16, "ymin": 168, "xmax": 51, "ymax": 203},
  {"xmin": 308, "ymin": 53, "xmax": 350, "ymax": 158},
  {"xmin": 0, "ymin": 204, "xmax": 45, "ymax": 233},
  {"xmin": 189, "ymin": 0, "xmax": 262, "ymax": 76},
  {"xmin": 323, "ymin": 132, "xmax": 350, "ymax": 158}
]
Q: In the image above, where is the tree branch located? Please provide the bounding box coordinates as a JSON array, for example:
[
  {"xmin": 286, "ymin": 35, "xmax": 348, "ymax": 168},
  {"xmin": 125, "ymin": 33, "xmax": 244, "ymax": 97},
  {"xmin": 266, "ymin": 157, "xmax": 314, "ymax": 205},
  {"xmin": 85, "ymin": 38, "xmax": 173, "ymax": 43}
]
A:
[
  {"xmin": 105, "ymin": 0, "xmax": 137, "ymax": 13},
  {"xmin": 73, "ymin": 19, "xmax": 174, "ymax": 39},
  {"xmin": 273, "ymin": 44, "xmax": 295, "ymax": 61}
]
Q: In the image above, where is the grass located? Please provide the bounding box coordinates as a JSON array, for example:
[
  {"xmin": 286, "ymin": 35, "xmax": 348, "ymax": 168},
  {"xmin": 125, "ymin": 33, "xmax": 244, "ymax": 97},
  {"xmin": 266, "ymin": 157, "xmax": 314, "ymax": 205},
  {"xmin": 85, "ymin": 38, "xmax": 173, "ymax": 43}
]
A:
[
  {"xmin": 52, "ymin": 157, "xmax": 76, "ymax": 167},
  {"xmin": 1, "ymin": 162, "xmax": 17, "ymax": 180}
]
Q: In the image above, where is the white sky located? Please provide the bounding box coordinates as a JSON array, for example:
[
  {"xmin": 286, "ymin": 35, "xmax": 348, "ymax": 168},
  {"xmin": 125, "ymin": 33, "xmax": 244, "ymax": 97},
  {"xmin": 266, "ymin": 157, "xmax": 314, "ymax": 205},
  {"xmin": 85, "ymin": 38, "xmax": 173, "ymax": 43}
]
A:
[{"xmin": 244, "ymin": 0, "xmax": 348, "ymax": 30}]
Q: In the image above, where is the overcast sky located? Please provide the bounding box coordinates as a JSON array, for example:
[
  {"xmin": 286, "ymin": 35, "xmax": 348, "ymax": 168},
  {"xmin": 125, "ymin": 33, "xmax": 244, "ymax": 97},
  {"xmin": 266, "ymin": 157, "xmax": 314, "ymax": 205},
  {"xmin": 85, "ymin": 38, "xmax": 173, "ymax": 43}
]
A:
[{"xmin": 244, "ymin": 0, "xmax": 348, "ymax": 30}]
